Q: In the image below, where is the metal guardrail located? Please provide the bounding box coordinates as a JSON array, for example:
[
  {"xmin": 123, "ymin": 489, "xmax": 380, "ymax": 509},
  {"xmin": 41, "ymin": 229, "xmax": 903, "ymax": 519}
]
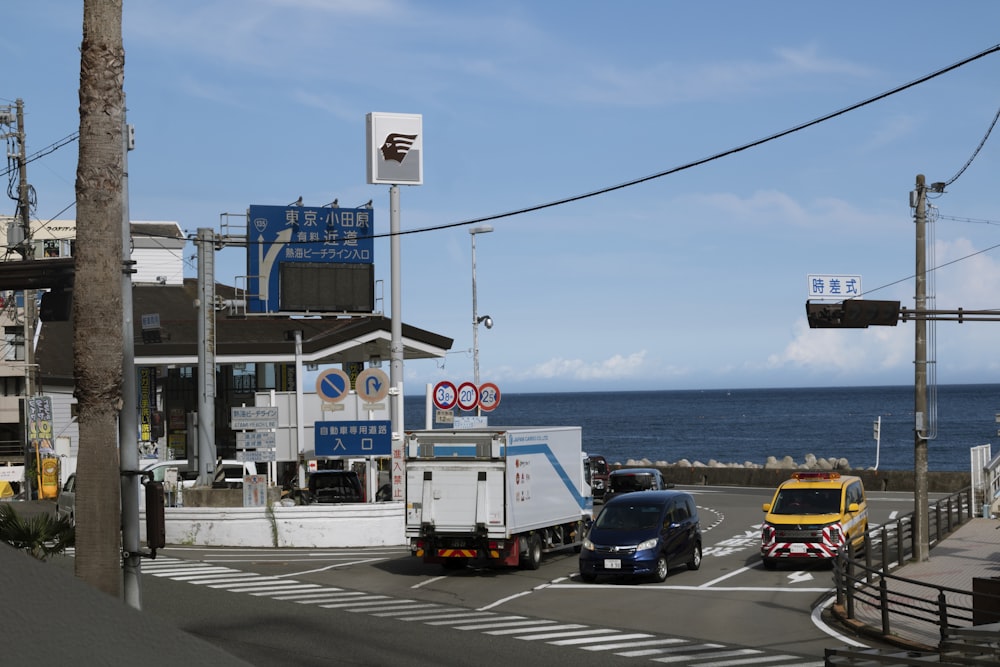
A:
[
  {"xmin": 832, "ymin": 488, "xmax": 1000, "ymax": 646},
  {"xmin": 987, "ymin": 451, "xmax": 1000, "ymax": 517}
]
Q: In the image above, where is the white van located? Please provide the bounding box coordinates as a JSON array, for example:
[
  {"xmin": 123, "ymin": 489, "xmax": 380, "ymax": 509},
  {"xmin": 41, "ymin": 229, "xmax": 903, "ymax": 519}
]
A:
[{"xmin": 141, "ymin": 459, "xmax": 258, "ymax": 490}]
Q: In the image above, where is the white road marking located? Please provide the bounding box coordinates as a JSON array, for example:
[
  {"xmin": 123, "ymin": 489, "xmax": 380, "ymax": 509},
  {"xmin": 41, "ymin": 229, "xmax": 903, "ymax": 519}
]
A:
[{"xmin": 411, "ymin": 575, "xmax": 447, "ymax": 589}]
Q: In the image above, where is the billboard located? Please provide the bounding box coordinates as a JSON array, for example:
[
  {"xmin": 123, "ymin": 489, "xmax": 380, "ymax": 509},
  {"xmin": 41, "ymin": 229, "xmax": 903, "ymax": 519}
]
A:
[
  {"xmin": 366, "ymin": 112, "xmax": 423, "ymax": 185},
  {"xmin": 246, "ymin": 204, "xmax": 374, "ymax": 313}
]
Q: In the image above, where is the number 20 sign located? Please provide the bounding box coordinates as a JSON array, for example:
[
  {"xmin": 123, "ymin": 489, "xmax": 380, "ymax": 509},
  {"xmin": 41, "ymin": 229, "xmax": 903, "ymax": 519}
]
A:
[{"xmin": 456, "ymin": 382, "xmax": 479, "ymax": 411}]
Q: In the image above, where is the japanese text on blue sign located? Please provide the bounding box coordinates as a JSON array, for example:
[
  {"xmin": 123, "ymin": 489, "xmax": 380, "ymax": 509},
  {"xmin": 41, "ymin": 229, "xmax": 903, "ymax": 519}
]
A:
[
  {"xmin": 246, "ymin": 204, "xmax": 375, "ymax": 313},
  {"xmin": 315, "ymin": 420, "xmax": 392, "ymax": 457}
]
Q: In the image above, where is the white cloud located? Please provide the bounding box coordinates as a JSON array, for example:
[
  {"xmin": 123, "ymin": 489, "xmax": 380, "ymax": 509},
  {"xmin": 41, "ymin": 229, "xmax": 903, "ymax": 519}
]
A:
[
  {"xmin": 768, "ymin": 318, "xmax": 910, "ymax": 374},
  {"xmin": 504, "ymin": 351, "xmax": 652, "ymax": 382}
]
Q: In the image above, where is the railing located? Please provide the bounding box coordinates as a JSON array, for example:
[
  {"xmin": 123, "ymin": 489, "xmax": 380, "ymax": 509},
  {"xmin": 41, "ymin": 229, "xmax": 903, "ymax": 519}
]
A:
[
  {"xmin": 986, "ymin": 452, "xmax": 1000, "ymax": 517},
  {"xmin": 832, "ymin": 487, "xmax": 1000, "ymax": 647}
]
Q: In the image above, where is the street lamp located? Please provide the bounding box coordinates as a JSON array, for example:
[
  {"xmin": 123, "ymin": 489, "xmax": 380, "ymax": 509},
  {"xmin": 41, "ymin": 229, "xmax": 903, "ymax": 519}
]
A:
[{"xmin": 470, "ymin": 225, "xmax": 494, "ymax": 400}]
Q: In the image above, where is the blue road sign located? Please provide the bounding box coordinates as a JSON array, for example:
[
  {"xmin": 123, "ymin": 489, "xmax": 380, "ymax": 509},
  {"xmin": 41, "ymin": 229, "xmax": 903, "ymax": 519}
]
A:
[
  {"xmin": 315, "ymin": 420, "xmax": 391, "ymax": 456},
  {"xmin": 316, "ymin": 368, "xmax": 351, "ymax": 403},
  {"xmin": 246, "ymin": 204, "xmax": 375, "ymax": 313}
]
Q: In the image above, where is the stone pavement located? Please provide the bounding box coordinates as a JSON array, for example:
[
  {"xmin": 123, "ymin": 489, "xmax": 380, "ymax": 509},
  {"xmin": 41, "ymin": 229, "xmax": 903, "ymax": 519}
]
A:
[
  {"xmin": 836, "ymin": 517, "xmax": 1000, "ymax": 649},
  {"xmin": 1, "ymin": 499, "xmax": 252, "ymax": 665}
]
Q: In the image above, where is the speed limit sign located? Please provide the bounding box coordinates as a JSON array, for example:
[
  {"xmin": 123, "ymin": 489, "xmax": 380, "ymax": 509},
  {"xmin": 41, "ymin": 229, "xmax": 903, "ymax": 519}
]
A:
[
  {"xmin": 456, "ymin": 382, "xmax": 479, "ymax": 411},
  {"xmin": 478, "ymin": 382, "xmax": 501, "ymax": 411},
  {"xmin": 432, "ymin": 381, "xmax": 458, "ymax": 410}
]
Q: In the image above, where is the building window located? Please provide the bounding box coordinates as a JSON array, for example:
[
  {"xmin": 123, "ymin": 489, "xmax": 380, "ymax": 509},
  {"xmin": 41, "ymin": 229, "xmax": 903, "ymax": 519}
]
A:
[{"xmin": 4, "ymin": 327, "xmax": 24, "ymax": 362}]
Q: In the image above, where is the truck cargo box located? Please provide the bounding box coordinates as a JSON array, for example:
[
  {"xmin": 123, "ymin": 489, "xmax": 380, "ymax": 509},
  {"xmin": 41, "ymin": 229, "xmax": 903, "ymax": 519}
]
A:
[{"xmin": 404, "ymin": 427, "xmax": 591, "ymax": 567}]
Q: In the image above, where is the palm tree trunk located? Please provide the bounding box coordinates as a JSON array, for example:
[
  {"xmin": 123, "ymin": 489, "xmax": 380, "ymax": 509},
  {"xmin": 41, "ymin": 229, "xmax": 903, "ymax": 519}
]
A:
[{"xmin": 74, "ymin": 0, "xmax": 125, "ymax": 597}]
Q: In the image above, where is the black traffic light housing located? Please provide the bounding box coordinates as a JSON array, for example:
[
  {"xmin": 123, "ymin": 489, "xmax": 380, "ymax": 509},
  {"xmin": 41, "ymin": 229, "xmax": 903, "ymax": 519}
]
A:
[
  {"xmin": 806, "ymin": 299, "xmax": 900, "ymax": 328},
  {"xmin": 143, "ymin": 477, "xmax": 166, "ymax": 555}
]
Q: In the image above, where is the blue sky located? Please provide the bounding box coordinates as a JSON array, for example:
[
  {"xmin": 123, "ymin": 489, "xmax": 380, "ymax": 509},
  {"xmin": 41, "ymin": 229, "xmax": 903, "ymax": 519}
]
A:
[{"xmin": 5, "ymin": 2, "xmax": 1000, "ymax": 394}]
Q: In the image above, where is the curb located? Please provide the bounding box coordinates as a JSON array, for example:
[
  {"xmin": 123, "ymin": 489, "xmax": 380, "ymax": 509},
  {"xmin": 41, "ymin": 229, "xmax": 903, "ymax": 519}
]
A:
[{"xmin": 830, "ymin": 602, "xmax": 937, "ymax": 653}]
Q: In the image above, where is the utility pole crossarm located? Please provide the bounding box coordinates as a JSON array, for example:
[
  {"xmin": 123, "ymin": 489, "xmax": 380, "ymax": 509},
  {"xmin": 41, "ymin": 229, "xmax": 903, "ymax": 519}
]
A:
[{"xmin": 899, "ymin": 308, "xmax": 1000, "ymax": 322}]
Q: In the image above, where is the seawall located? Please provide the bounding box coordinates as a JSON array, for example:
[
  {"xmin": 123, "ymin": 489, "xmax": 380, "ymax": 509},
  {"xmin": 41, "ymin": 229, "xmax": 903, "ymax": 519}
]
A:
[{"xmin": 647, "ymin": 466, "xmax": 970, "ymax": 493}]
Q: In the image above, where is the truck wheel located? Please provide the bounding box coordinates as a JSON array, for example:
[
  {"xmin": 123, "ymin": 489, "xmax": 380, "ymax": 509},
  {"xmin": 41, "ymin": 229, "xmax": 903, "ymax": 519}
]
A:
[
  {"xmin": 521, "ymin": 534, "xmax": 542, "ymax": 570},
  {"xmin": 762, "ymin": 557, "xmax": 777, "ymax": 570}
]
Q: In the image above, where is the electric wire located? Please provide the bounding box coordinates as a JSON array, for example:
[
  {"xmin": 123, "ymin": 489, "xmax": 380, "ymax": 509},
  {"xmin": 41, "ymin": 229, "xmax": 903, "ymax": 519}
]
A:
[
  {"xmin": 0, "ymin": 132, "xmax": 79, "ymax": 179},
  {"xmin": 943, "ymin": 105, "xmax": 1000, "ymax": 187},
  {"xmin": 382, "ymin": 43, "xmax": 1000, "ymax": 239}
]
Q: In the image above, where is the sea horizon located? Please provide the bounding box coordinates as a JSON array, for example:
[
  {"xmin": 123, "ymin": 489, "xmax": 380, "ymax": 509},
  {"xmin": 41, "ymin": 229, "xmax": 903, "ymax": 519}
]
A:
[{"xmin": 404, "ymin": 383, "xmax": 998, "ymax": 472}]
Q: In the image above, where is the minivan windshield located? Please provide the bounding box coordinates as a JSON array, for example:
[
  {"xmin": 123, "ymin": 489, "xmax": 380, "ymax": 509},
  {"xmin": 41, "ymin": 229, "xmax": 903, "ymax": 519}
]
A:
[
  {"xmin": 771, "ymin": 488, "xmax": 842, "ymax": 515},
  {"xmin": 610, "ymin": 473, "xmax": 656, "ymax": 493},
  {"xmin": 594, "ymin": 503, "xmax": 663, "ymax": 531}
]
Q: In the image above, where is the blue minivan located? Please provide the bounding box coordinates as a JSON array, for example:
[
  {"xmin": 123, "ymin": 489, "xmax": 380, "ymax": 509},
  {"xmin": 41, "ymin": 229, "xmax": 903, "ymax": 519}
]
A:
[{"xmin": 579, "ymin": 490, "xmax": 702, "ymax": 583}]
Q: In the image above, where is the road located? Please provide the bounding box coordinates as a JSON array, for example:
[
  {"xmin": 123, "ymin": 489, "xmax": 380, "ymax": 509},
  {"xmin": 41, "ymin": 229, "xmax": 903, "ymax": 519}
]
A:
[{"xmin": 124, "ymin": 485, "xmax": 924, "ymax": 666}]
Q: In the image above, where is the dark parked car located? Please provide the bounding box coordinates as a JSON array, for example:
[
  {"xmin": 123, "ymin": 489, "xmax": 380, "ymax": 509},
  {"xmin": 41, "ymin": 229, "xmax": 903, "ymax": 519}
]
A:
[
  {"xmin": 603, "ymin": 467, "xmax": 668, "ymax": 502},
  {"xmin": 579, "ymin": 489, "xmax": 702, "ymax": 583},
  {"xmin": 306, "ymin": 470, "xmax": 364, "ymax": 504},
  {"xmin": 56, "ymin": 473, "xmax": 76, "ymax": 525}
]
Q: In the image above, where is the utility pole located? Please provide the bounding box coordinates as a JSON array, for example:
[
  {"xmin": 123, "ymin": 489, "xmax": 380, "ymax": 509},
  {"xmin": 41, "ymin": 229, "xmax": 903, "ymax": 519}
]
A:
[
  {"xmin": 196, "ymin": 227, "xmax": 217, "ymax": 486},
  {"xmin": 913, "ymin": 174, "xmax": 930, "ymax": 563},
  {"xmin": 13, "ymin": 101, "xmax": 36, "ymax": 401},
  {"xmin": 119, "ymin": 117, "xmax": 142, "ymax": 608}
]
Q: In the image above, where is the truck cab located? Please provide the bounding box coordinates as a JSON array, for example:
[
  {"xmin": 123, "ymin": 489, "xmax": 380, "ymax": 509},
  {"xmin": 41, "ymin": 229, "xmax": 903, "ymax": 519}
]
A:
[{"xmin": 588, "ymin": 455, "xmax": 610, "ymax": 502}]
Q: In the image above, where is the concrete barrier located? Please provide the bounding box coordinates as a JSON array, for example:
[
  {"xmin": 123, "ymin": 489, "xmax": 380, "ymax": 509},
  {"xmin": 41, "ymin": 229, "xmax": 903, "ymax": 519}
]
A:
[{"xmin": 147, "ymin": 501, "xmax": 406, "ymax": 548}]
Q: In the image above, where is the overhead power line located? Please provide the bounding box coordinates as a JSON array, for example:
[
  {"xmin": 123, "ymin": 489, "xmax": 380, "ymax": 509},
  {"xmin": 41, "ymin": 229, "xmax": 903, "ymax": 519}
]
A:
[
  {"xmin": 0, "ymin": 132, "xmax": 79, "ymax": 179},
  {"xmin": 386, "ymin": 43, "xmax": 1000, "ymax": 239}
]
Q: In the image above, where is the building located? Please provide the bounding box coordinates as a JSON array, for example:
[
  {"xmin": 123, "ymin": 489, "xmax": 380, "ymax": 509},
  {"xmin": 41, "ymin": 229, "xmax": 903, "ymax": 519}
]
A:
[{"xmin": 0, "ymin": 217, "xmax": 452, "ymax": 488}]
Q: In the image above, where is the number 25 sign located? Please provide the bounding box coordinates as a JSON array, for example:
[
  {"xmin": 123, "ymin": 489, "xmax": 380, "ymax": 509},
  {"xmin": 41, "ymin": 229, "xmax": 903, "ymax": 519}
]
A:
[{"xmin": 478, "ymin": 382, "xmax": 501, "ymax": 412}]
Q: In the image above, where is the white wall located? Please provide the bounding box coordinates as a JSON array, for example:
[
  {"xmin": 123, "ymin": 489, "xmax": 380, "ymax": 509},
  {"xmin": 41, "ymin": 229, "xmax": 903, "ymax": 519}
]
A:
[{"xmin": 145, "ymin": 502, "xmax": 407, "ymax": 548}]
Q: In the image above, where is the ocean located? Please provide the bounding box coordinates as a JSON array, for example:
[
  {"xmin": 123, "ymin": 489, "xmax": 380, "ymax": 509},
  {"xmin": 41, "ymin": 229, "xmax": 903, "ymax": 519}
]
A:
[{"xmin": 404, "ymin": 384, "xmax": 1000, "ymax": 472}]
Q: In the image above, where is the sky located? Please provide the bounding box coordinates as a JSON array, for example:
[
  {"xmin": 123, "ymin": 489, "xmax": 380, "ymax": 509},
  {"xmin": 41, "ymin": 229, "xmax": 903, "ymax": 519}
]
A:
[{"xmin": 4, "ymin": 1, "xmax": 1000, "ymax": 395}]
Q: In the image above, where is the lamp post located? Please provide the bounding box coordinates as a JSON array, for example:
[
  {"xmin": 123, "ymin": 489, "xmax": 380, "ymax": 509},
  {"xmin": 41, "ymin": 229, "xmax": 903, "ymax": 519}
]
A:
[{"xmin": 470, "ymin": 225, "xmax": 493, "ymax": 410}]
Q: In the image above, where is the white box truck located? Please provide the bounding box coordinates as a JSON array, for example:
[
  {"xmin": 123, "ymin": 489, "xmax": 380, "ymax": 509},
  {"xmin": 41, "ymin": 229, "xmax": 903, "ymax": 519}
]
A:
[{"xmin": 404, "ymin": 427, "xmax": 593, "ymax": 570}]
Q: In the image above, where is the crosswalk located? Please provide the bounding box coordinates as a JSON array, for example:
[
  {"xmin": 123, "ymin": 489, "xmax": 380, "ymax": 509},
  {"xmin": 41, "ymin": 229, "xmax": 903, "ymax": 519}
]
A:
[{"xmin": 141, "ymin": 556, "xmax": 824, "ymax": 666}]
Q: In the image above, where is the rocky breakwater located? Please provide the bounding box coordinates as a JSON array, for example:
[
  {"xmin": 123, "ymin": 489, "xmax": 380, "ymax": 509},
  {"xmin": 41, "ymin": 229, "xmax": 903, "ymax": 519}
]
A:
[{"xmin": 614, "ymin": 454, "xmax": 970, "ymax": 493}]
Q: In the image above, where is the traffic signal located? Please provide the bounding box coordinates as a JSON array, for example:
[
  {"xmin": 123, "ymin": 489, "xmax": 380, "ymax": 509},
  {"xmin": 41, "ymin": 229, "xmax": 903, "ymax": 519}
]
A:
[
  {"xmin": 806, "ymin": 300, "xmax": 900, "ymax": 328},
  {"xmin": 144, "ymin": 480, "xmax": 166, "ymax": 553}
]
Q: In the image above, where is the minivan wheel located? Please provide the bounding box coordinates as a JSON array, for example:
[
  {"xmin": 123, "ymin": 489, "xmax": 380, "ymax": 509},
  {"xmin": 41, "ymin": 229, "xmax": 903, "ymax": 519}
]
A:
[
  {"xmin": 687, "ymin": 543, "xmax": 702, "ymax": 571},
  {"xmin": 652, "ymin": 555, "xmax": 669, "ymax": 582}
]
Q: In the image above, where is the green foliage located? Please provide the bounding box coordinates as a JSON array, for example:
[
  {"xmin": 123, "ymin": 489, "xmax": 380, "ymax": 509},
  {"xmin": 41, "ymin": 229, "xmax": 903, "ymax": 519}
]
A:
[{"xmin": 0, "ymin": 504, "xmax": 75, "ymax": 560}]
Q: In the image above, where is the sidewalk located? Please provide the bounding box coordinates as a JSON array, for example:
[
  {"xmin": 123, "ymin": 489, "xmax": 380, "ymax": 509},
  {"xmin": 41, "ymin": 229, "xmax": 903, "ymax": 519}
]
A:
[{"xmin": 839, "ymin": 517, "xmax": 1000, "ymax": 648}]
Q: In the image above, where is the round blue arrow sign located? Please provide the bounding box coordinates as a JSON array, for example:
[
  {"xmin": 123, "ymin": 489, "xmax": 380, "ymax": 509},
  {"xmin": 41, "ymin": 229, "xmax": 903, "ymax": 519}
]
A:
[
  {"xmin": 356, "ymin": 368, "xmax": 390, "ymax": 403},
  {"xmin": 316, "ymin": 368, "xmax": 351, "ymax": 403}
]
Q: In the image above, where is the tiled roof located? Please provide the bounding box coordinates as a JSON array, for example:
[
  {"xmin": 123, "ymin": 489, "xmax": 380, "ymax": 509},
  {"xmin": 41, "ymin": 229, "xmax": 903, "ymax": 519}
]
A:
[{"xmin": 36, "ymin": 278, "xmax": 452, "ymax": 385}]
